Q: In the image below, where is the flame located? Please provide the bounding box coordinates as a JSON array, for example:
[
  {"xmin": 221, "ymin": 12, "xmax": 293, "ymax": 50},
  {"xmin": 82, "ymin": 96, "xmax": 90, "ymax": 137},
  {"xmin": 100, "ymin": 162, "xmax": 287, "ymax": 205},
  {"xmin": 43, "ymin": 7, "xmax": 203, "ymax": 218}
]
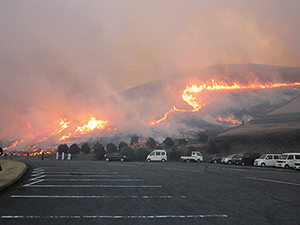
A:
[
  {"xmin": 216, "ymin": 116, "xmax": 242, "ymax": 125},
  {"xmin": 151, "ymin": 79, "xmax": 300, "ymax": 125},
  {"xmin": 3, "ymin": 140, "xmax": 25, "ymax": 151},
  {"xmin": 59, "ymin": 115, "xmax": 108, "ymax": 141}
]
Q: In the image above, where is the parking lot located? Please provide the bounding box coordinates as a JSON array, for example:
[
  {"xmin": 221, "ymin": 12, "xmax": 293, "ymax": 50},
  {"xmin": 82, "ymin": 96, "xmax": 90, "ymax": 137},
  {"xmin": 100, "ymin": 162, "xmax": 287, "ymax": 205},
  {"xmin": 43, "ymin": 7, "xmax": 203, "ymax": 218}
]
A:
[{"xmin": 0, "ymin": 160, "xmax": 300, "ymax": 225}]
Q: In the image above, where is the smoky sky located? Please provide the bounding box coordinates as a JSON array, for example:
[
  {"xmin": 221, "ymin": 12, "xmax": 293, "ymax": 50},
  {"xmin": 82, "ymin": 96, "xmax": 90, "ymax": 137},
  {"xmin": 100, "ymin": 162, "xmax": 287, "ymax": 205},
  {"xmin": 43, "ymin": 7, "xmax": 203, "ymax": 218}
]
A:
[{"xmin": 1, "ymin": 0, "xmax": 300, "ymax": 142}]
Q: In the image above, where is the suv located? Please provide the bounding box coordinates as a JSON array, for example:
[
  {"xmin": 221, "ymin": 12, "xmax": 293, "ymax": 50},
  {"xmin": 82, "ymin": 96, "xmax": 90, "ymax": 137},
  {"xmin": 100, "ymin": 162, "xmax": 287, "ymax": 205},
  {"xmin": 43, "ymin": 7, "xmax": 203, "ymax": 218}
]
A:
[
  {"xmin": 221, "ymin": 154, "xmax": 238, "ymax": 165},
  {"xmin": 276, "ymin": 153, "xmax": 300, "ymax": 169},
  {"xmin": 254, "ymin": 154, "xmax": 281, "ymax": 167},
  {"xmin": 104, "ymin": 152, "xmax": 126, "ymax": 162},
  {"xmin": 209, "ymin": 154, "xmax": 227, "ymax": 164},
  {"xmin": 235, "ymin": 153, "xmax": 261, "ymax": 166}
]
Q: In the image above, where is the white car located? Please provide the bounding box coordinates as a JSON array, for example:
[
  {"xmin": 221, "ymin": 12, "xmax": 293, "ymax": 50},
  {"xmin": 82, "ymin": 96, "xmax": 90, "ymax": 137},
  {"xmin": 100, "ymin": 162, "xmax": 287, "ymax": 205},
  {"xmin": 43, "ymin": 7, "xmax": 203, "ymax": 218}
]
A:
[
  {"xmin": 294, "ymin": 160, "xmax": 300, "ymax": 170},
  {"xmin": 276, "ymin": 153, "xmax": 300, "ymax": 169},
  {"xmin": 146, "ymin": 150, "xmax": 167, "ymax": 162},
  {"xmin": 254, "ymin": 154, "xmax": 281, "ymax": 167}
]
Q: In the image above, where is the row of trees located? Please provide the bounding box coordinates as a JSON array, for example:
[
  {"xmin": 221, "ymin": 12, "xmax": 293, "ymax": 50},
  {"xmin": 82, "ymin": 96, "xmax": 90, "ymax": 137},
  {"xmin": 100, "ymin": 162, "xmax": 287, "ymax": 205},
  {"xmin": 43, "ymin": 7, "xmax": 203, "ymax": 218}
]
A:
[{"xmin": 57, "ymin": 132, "xmax": 210, "ymax": 161}]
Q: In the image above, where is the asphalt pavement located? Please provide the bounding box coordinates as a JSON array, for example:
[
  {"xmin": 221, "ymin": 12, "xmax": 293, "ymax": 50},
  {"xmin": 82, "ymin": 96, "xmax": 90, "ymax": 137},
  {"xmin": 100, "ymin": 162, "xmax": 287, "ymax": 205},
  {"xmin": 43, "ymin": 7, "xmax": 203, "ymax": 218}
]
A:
[{"xmin": 0, "ymin": 159, "xmax": 300, "ymax": 225}]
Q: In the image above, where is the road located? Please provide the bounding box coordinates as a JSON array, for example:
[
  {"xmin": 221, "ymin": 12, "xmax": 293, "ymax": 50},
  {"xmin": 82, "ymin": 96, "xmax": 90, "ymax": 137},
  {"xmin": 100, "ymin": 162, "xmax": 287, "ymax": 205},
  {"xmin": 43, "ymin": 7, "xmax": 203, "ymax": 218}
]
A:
[{"xmin": 0, "ymin": 159, "xmax": 300, "ymax": 225}]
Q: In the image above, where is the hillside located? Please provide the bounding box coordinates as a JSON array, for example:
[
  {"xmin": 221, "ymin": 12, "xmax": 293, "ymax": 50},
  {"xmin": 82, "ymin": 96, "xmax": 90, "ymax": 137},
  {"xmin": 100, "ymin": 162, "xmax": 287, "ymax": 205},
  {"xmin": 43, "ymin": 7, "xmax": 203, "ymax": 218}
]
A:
[{"xmin": 213, "ymin": 96, "xmax": 300, "ymax": 154}]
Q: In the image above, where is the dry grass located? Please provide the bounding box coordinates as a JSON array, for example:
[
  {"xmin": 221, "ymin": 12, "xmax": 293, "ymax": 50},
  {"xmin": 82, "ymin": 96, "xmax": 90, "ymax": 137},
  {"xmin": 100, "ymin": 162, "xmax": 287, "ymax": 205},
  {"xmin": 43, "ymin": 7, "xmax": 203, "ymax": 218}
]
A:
[{"xmin": 0, "ymin": 160, "xmax": 27, "ymax": 188}]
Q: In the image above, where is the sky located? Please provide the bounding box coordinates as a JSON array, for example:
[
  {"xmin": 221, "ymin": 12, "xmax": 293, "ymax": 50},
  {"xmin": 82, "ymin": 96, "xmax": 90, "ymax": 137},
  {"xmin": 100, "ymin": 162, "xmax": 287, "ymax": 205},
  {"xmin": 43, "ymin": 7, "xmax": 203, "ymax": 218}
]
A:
[{"xmin": 1, "ymin": 0, "xmax": 300, "ymax": 144}]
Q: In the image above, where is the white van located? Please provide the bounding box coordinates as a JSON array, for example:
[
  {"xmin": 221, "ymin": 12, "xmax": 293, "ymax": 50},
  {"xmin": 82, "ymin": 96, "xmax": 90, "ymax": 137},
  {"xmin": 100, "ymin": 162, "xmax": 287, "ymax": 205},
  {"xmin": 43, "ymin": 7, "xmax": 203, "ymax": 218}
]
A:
[
  {"xmin": 146, "ymin": 150, "xmax": 167, "ymax": 162},
  {"xmin": 276, "ymin": 153, "xmax": 300, "ymax": 169},
  {"xmin": 254, "ymin": 154, "xmax": 281, "ymax": 167}
]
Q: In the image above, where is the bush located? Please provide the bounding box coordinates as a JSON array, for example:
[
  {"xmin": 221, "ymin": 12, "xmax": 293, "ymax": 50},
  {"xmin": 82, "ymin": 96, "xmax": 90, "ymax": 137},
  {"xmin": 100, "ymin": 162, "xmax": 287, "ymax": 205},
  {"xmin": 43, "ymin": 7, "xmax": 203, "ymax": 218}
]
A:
[
  {"xmin": 169, "ymin": 147, "xmax": 182, "ymax": 161},
  {"xmin": 93, "ymin": 142, "xmax": 105, "ymax": 160},
  {"xmin": 135, "ymin": 147, "xmax": 149, "ymax": 161},
  {"xmin": 121, "ymin": 146, "xmax": 135, "ymax": 160}
]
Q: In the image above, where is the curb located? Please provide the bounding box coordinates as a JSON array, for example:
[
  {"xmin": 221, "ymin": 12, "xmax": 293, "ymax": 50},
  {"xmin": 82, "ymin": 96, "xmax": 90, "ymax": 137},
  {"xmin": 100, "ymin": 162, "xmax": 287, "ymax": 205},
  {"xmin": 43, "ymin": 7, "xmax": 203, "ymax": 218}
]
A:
[{"xmin": 0, "ymin": 163, "xmax": 29, "ymax": 192}]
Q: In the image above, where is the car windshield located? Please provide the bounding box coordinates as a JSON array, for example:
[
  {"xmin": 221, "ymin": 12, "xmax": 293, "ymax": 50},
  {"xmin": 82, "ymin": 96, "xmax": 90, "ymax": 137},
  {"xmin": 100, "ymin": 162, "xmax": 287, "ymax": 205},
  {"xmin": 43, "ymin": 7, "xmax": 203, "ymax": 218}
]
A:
[
  {"xmin": 280, "ymin": 155, "xmax": 288, "ymax": 160},
  {"xmin": 258, "ymin": 154, "xmax": 267, "ymax": 159},
  {"xmin": 227, "ymin": 154, "xmax": 235, "ymax": 158},
  {"xmin": 237, "ymin": 153, "xmax": 245, "ymax": 158}
]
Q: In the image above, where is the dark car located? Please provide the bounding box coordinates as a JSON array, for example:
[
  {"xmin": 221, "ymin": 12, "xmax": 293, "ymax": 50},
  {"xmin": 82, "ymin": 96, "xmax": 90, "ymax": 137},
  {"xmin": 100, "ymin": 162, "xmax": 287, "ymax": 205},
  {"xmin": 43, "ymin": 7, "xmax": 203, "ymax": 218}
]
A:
[
  {"xmin": 235, "ymin": 152, "xmax": 261, "ymax": 166},
  {"xmin": 209, "ymin": 154, "xmax": 227, "ymax": 164},
  {"xmin": 104, "ymin": 152, "xmax": 126, "ymax": 162}
]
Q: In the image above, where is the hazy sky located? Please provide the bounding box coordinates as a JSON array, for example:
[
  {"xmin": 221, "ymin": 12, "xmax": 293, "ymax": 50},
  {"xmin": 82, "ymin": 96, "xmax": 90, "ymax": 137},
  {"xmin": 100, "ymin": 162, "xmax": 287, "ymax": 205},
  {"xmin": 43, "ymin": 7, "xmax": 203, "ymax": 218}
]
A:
[
  {"xmin": 1, "ymin": 0, "xmax": 300, "ymax": 143},
  {"xmin": 1, "ymin": 0, "xmax": 300, "ymax": 91}
]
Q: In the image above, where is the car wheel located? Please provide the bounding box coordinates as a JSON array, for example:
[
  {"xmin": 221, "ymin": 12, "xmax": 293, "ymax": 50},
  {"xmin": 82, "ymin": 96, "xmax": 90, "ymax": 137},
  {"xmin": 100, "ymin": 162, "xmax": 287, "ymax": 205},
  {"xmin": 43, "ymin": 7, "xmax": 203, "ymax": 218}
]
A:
[
  {"xmin": 186, "ymin": 159, "xmax": 190, "ymax": 163},
  {"xmin": 105, "ymin": 158, "xmax": 110, "ymax": 162},
  {"xmin": 197, "ymin": 159, "xmax": 201, "ymax": 163},
  {"xmin": 261, "ymin": 163, "xmax": 266, "ymax": 167},
  {"xmin": 228, "ymin": 160, "xmax": 232, "ymax": 165},
  {"xmin": 213, "ymin": 160, "xmax": 218, "ymax": 164},
  {"xmin": 161, "ymin": 158, "xmax": 166, "ymax": 162},
  {"xmin": 284, "ymin": 164, "xmax": 289, "ymax": 169},
  {"xmin": 147, "ymin": 159, "xmax": 151, "ymax": 162},
  {"xmin": 241, "ymin": 161, "xmax": 245, "ymax": 166},
  {"xmin": 120, "ymin": 158, "xmax": 124, "ymax": 162}
]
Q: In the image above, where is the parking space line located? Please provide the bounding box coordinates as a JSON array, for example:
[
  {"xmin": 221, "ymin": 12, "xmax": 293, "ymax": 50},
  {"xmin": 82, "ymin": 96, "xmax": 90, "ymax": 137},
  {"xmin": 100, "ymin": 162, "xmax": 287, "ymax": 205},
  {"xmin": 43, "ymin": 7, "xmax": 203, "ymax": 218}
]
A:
[
  {"xmin": 1, "ymin": 214, "xmax": 227, "ymax": 219},
  {"xmin": 23, "ymin": 179, "xmax": 45, "ymax": 187},
  {"xmin": 11, "ymin": 195, "xmax": 186, "ymax": 199},
  {"xmin": 23, "ymin": 184, "xmax": 162, "ymax": 188},
  {"xmin": 245, "ymin": 177, "xmax": 300, "ymax": 186},
  {"xmin": 39, "ymin": 178, "xmax": 143, "ymax": 182}
]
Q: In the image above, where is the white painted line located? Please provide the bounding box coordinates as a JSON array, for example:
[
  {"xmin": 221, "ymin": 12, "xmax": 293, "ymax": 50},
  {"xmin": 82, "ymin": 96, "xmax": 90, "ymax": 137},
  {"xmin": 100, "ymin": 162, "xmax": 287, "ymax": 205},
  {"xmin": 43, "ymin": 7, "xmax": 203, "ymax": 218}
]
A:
[
  {"xmin": 42, "ymin": 179, "xmax": 143, "ymax": 182},
  {"xmin": 31, "ymin": 172, "xmax": 45, "ymax": 177},
  {"xmin": 23, "ymin": 179, "xmax": 45, "ymax": 187},
  {"xmin": 23, "ymin": 184, "xmax": 162, "ymax": 188},
  {"xmin": 1, "ymin": 214, "xmax": 227, "ymax": 219},
  {"xmin": 11, "ymin": 195, "xmax": 186, "ymax": 199},
  {"xmin": 29, "ymin": 175, "xmax": 46, "ymax": 181},
  {"xmin": 245, "ymin": 177, "xmax": 300, "ymax": 186},
  {"xmin": 42, "ymin": 172, "xmax": 119, "ymax": 174},
  {"xmin": 41, "ymin": 175, "xmax": 130, "ymax": 177}
]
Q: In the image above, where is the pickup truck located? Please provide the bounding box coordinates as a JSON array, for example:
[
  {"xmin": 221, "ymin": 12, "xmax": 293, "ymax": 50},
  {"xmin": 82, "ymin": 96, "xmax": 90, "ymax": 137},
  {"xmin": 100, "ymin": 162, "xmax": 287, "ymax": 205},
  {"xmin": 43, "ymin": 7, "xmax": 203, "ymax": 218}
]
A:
[{"xmin": 181, "ymin": 151, "xmax": 203, "ymax": 162}]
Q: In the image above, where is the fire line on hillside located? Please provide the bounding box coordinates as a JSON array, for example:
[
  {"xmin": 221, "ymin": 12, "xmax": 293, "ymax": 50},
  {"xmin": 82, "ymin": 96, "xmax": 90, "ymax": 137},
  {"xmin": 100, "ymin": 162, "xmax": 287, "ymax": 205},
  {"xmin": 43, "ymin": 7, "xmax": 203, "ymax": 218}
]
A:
[{"xmin": 2, "ymin": 79, "xmax": 300, "ymax": 155}]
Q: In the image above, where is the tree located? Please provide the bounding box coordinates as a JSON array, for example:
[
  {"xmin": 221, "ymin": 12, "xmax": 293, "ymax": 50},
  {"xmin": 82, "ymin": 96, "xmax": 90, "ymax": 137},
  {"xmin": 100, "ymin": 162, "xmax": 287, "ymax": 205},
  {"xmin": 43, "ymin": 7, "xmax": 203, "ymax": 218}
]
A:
[
  {"xmin": 199, "ymin": 132, "xmax": 208, "ymax": 143},
  {"xmin": 135, "ymin": 147, "xmax": 149, "ymax": 160},
  {"xmin": 207, "ymin": 139, "xmax": 218, "ymax": 154},
  {"xmin": 57, "ymin": 144, "xmax": 69, "ymax": 154},
  {"xmin": 163, "ymin": 137, "xmax": 174, "ymax": 148},
  {"xmin": 106, "ymin": 142, "xmax": 118, "ymax": 152},
  {"xmin": 93, "ymin": 142, "xmax": 105, "ymax": 160},
  {"xmin": 169, "ymin": 146, "xmax": 182, "ymax": 161},
  {"xmin": 118, "ymin": 141, "xmax": 128, "ymax": 151},
  {"xmin": 130, "ymin": 135, "xmax": 139, "ymax": 146},
  {"xmin": 146, "ymin": 137, "xmax": 156, "ymax": 148},
  {"xmin": 81, "ymin": 142, "xmax": 90, "ymax": 154},
  {"xmin": 69, "ymin": 143, "xmax": 80, "ymax": 154},
  {"xmin": 121, "ymin": 146, "xmax": 135, "ymax": 161},
  {"xmin": 179, "ymin": 138, "xmax": 187, "ymax": 146}
]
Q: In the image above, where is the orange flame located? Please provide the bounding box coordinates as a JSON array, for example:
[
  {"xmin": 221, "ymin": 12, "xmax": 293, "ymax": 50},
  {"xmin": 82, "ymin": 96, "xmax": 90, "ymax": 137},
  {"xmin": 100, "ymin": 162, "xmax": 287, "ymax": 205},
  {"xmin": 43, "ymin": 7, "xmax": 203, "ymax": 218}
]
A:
[
  {"xmin": 216, "ymin": 116, "xmax": 242, "ymax": 125},
  {"xmin": 59, "ymin": 115, "xmax": 108, "ymax": 141},
  {"xmin": 150, "ymin": 79, "xmax": 300, "ymax": 125},
  {"xmin": 3, "ymin": 140, "xmax": 25, "ymax": 151}
]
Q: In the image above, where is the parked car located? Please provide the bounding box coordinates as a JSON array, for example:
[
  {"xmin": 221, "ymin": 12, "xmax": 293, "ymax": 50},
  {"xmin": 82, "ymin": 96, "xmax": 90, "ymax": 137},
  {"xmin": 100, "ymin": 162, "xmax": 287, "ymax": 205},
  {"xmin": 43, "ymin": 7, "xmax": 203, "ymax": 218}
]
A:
[
  {"xmin": 276, "ymin": 153, "xmax": 300, "ymax": 169},
  {"xmin": 235, "ymin": 153, "xmax": 261, "ymax": 166},
  {"xmin": 209, "ymin": 154, "xmax": 227, "ymax": 164},
  {"xmin": 104, "ymin": 152, "xmax": 126, "ymax": 162},
  {"xmin": 146, "ymin": 150, "xmax": 167, "ymax": 162},
  {"xmin": 294, "ymin": 160, "xmax": 300, "ymax": 170},
  {"xmin": 181, "ymin": 151, "xmax": 203, "ymax": 162},
  {"xmin": 254, "ymin": 154, "xmax": 281, "ymax": 167},
  {"xmin": 221, "ymin": 154, "xmax": 238, "ymax": 165}
]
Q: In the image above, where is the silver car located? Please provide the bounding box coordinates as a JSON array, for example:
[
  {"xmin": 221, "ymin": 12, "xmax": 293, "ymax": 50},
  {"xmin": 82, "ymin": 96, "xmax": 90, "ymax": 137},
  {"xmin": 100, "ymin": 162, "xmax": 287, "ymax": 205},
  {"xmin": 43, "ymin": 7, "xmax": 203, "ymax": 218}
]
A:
[{"xmin": 221, "ymin": 154, "xmax": 238, "ymax": 165}]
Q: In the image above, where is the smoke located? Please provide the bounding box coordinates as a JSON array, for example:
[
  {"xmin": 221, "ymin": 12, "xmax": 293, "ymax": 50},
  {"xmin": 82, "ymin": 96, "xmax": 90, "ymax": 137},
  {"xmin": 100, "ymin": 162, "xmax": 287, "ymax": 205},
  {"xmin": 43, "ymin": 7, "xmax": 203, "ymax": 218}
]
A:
[{"xmin": 1, "ymin": 1, "xmax": 300, "ymax": 149}]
